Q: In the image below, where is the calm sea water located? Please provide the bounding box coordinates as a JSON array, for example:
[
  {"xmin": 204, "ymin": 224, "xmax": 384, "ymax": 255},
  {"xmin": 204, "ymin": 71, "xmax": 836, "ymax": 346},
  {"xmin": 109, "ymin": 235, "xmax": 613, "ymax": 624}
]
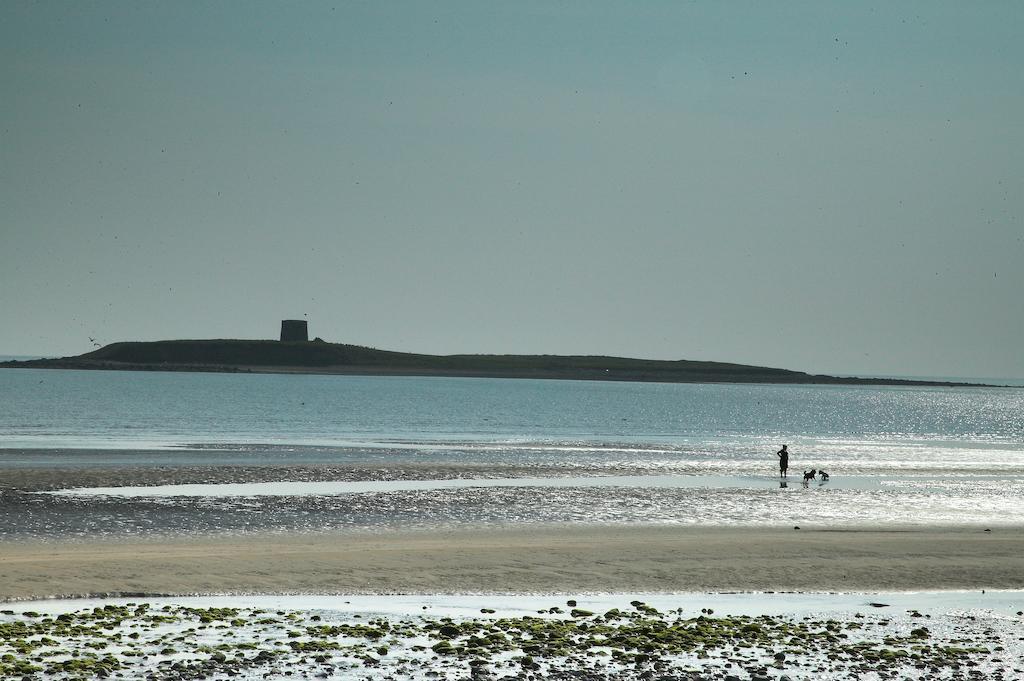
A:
[
  {"xmin": 2, "ymin": 367, "xmax": 1024, "ymax": 534},
  {"xmin": 3, "ymin": 368, "xmax": 1023, "ymax": 467}
]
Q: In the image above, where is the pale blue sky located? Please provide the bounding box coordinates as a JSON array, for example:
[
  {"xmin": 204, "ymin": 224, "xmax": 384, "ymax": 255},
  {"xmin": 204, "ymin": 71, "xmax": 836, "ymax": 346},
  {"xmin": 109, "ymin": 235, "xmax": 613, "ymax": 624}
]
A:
[{"xmin": 2, "ymin": 2, "xmax": 1022, "ymax": 378}]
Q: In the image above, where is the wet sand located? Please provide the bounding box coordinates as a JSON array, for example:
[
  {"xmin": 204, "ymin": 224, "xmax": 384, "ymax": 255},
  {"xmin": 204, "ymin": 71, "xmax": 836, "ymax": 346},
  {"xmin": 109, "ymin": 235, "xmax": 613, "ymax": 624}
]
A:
[{"xmin": 2, "ymin": 524, "xmax": 1021, "ymax": 601}]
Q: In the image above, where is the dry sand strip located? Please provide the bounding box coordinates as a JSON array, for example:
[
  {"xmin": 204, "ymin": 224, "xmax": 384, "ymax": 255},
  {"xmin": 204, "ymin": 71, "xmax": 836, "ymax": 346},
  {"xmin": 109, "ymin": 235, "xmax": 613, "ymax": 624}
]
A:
[{"xmin": 2, "ymin": 525, "xmax": 1022, "ymax": 601}]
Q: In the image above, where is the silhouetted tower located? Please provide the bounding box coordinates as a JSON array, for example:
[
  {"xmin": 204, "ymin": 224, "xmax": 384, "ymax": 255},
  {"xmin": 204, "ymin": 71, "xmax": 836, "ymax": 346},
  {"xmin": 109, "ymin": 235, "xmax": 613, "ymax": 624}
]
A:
[{"xmin": 280, "ymin": 319, "xmax": 308, "ymax": 342}]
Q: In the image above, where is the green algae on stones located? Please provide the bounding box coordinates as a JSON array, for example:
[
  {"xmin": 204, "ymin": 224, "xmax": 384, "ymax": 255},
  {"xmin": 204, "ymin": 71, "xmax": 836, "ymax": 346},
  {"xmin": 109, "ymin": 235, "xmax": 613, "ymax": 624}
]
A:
[{"xmin": 0, "ymin": 600, "xmax": 1015, "ymax": 680}]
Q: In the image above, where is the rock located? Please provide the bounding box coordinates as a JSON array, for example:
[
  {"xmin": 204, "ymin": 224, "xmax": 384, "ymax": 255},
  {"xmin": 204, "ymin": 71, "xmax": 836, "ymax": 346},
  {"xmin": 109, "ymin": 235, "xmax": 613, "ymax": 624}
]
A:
[
  {"xmin": 773, "ymin": 651, "xmax": 786, "ymax": 661},
  {"xmin": 438, "ymin": 624, "xmax": 460, "ymax": 638},
  {"xmin": 470, "ymin": 659, "xmax": 492, "ymax": 680}
]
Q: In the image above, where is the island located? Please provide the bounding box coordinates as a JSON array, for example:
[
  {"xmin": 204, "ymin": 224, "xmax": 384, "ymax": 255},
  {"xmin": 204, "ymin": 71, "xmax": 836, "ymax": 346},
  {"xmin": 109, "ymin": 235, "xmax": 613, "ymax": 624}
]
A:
[{"xmin": 0, "ymin": 337, "xmax": 991, "ymax": 387}]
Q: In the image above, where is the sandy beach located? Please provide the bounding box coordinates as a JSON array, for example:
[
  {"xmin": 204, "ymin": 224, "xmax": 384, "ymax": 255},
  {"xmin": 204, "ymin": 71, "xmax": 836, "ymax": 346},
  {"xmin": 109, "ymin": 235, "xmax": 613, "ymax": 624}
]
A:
[{"xmin": 2, "ymin": 524, "xmax": 1021, "ymax": 601}]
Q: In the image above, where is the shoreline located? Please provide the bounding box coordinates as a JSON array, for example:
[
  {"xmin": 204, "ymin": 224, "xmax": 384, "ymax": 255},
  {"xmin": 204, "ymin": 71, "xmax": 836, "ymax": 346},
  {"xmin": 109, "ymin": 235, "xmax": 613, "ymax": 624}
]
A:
[
  {"xmin": 3, "ymin": 524, "xmax": 1022, "ymax": 602},
  {"xmin": 2, "ymin": 357, "xmax": 1001, "ymax": 388}
]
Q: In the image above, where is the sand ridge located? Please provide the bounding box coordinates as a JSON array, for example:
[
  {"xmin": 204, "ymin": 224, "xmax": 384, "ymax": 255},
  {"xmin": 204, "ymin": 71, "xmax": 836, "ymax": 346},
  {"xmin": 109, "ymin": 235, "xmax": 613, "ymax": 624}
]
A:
[{"xmin": 2, "ymin": 524, "xmax": 1021, "ymax": 601}]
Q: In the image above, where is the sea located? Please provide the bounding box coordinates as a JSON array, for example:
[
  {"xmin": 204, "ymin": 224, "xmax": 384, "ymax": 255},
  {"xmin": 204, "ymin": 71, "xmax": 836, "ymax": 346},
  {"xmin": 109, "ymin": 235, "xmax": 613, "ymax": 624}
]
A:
[{"xmin": 2, "ymin": 367, "xmax": 1024, "ymax": 539}]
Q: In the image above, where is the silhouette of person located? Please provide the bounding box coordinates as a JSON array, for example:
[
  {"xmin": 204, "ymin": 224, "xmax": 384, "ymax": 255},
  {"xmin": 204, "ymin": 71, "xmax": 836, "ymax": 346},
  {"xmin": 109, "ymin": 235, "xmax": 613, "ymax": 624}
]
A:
[{"xmin": 777, "ymin": 445, "xmax": 789, "ymax": 478}]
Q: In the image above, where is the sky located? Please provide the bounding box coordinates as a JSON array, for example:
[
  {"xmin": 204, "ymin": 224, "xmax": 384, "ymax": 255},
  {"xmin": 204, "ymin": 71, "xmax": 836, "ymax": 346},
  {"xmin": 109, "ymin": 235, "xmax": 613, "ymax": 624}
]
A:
[{"xmin": 2, "ymin": 2, "xmax": 1022, "ymax": 379}]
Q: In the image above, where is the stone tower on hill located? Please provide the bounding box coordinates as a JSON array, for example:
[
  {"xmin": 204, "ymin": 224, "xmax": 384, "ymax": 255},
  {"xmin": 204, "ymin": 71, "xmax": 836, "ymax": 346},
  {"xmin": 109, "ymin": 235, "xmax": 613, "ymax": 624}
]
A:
[{"xmin": 280, "ymin": 319, "xmax": 308, "ymax": 342}]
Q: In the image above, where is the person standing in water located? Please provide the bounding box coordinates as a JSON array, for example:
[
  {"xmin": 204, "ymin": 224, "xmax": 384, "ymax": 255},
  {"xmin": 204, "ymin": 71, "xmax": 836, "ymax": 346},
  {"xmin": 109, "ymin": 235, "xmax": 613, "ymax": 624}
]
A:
[{"xmin": 777, "ymin": 444, "xmax": 789, "ymax": 478}]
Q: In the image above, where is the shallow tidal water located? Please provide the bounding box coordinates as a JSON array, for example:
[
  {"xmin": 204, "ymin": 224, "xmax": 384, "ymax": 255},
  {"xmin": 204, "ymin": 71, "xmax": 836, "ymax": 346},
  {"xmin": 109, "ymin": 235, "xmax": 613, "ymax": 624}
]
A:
[{"xmin": 0, "ymin": 471, "xmax": 1013, "ymax": 540}]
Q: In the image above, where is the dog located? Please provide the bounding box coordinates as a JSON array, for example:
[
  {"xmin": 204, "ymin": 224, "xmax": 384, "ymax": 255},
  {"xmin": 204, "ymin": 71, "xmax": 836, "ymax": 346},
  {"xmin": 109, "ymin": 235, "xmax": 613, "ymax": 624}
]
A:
[
  {"xmin": 802, "ymin": 469, "xmax": 817, "ymax": 482},
  {"xmin": 818, "ymin": 471, "xmax": 830, "ymax": 482}
]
